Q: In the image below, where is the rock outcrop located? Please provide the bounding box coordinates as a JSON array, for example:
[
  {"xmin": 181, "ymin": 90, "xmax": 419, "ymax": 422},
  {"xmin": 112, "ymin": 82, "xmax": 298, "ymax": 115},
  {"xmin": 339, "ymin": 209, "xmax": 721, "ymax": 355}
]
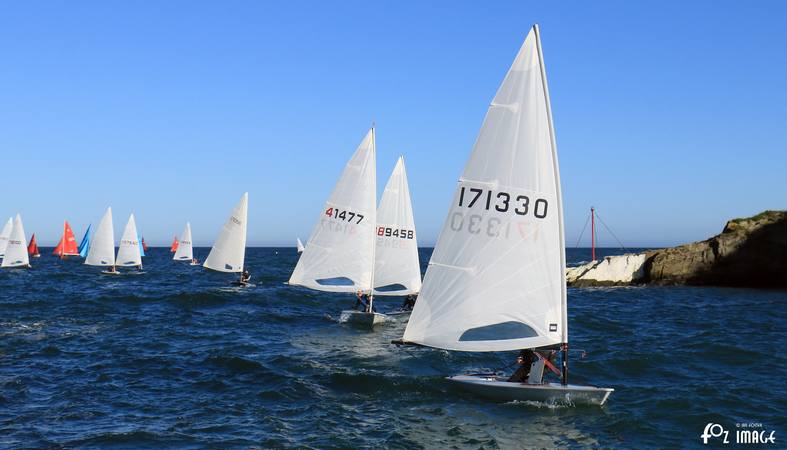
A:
[{"xmin": 567, "ymin": 210, "xmax": 787, "ymax": 289}]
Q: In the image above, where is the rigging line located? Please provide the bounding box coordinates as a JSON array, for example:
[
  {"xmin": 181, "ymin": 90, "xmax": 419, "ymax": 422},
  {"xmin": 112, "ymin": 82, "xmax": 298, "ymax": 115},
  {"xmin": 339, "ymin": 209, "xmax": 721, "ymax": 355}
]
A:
[
  {"xmin": 595, "ymin": 212, "xmax": 627, "ymax": 251},
  {"xmin": 574, "ymin": 212, "xmax": 591, "ymax": 249}
]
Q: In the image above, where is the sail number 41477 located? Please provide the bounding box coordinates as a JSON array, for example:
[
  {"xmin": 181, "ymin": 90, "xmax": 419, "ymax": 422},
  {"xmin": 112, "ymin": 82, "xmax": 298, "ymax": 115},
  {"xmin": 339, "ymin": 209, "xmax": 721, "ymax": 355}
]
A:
[{"xmin": 325, "ymin": 207, "xmax": 364, "ymax": 224}]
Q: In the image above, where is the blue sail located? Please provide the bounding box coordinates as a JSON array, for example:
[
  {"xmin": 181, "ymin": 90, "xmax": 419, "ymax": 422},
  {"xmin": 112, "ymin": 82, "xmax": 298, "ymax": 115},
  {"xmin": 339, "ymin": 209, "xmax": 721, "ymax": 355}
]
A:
[
  {"xmin": 78, "ymin": 224, "xmax": 92, "ymax": 258},
  {"xmin": 138, "ymin": 233, "xmax": 146, "ymax": 257}
]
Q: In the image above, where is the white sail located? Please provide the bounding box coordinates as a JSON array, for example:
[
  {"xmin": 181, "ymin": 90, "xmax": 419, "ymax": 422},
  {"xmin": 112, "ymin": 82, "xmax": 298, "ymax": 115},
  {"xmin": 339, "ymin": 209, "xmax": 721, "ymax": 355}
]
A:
[
  {"xmin": 173, "ymin": 222, "xmax": 194, "ymax": 261},
  {"xmin": 1, "ymin": 214, "xmax": 29, "ymax": 268},
  {"xmin": 85, "ymin": 207, "xmax": 116, "ymax": 267},
  {"xmin": 373, "ymin": 156, "xmax": 422, "ymax": 296},
  {"xmin": 116, "ymin": 214, "xmax": 142, "ymax": 267},
  {"xmin": 296, "ymin": 238, "xmax": 305, "ymax": 254},
  {"xmin": 0, "ymin": 217, "xmax": 12, "ymax": 257},
  {"xmin": 204, "ymin": 193, "xmax": 248, "ymax": 273},
  {"xmin": 289, "ymin": 128, "xmax": 377, "ymax": 292},
  {"xmin": 402, "ymin": 26, "xmax": 567, "ymax": 352}
]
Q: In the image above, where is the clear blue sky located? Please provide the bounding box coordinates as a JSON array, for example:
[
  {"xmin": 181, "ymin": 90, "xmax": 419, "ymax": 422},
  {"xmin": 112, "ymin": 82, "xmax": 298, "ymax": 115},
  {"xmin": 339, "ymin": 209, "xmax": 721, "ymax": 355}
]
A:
[{"xmin": 1, "ymin": 1, "xmax": 784, "ymax": 247}]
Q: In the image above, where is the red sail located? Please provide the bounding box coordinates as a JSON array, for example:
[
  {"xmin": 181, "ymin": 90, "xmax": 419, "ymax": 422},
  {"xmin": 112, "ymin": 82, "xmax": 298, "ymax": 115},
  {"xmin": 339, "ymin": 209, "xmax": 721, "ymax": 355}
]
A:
[
  {"xmin": 170, "ymin": 235, "xmax": 179, "ymax": 252},
  {"xmin": 53, "ymin": 220, "xmax": 80, "ymax": 257},
  {"xmin": 28, "ymin": 233, "xmax": 40, "ymax": 256},
  {"xmin": 142, "ymin": 236, "xmax": 149, "ymax": 252}
]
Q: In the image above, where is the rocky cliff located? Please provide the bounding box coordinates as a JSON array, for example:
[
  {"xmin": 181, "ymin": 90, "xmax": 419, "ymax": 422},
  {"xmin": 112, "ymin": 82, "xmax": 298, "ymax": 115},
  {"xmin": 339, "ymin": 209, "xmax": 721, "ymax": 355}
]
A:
[{"xmin": 567, "ymin": 210, "xmax": 787, "ymax": 288}]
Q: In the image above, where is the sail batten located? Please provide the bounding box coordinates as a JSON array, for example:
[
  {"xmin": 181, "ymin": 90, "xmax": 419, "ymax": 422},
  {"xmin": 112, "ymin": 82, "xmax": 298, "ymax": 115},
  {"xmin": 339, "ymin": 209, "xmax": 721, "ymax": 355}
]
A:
[
  {"xmin": 401, "ymin": 26, "xmax": 567, "ymax": 352},
  {"xmin": 289, "ymin": 128, "xmax": 377, "ymax": 293}
]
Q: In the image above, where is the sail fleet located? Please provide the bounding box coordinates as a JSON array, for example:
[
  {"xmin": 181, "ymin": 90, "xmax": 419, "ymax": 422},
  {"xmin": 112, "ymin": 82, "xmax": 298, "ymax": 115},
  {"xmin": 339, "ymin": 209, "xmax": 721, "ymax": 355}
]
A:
[{"xmin": 0, "ymin": 26, "xmax": 613, "ymax": 405}]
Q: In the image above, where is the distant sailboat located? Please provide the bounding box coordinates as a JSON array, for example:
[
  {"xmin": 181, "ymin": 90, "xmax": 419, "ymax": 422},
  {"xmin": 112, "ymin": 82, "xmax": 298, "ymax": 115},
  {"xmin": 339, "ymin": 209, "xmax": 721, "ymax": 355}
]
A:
[
  {"xmin": 1, "ymin": 214, "xmax": 31, "ymax": 268},
  {"xmin": 296, "ymin": 238, "xmax": 305, "ymax": 254},
  {"xmin": 78, "ymin": 224, "xmax": 92, "ymax": 258},
  {"xmin": 53, "ymin": 220, "xmax": 80, "ymax": 259},
  {"xmin": 0, "ymin": 217, "xmax": 13, "ymax": 257},
  {"xmin": 204, "ymin": 193, "xmax": 249, "ymax": 284},
  {"xmin": 27, "ymin": 233, "xmax": 40, "ymax": 258},
  {"xmin": 140, "ymin": 235, "xmax": 149, "ymax": 255},
  {"xmin": 373, "ymin": 156, "xmax": 421, "ymax": 297},
  {"xmin": 289, "ymin": 128, "xmax": 382, "ymax": 326},
  {"xmin": 170, "ymin": 236, "xmax": 179, "ymax": 253},
  {"xmin": 85, "ymin": 207, "xmax": 117, "ymax": 274},
  {"xmin": 116, "ymin": 214, "xmax": 143, "ymax": 270},
  {"xmin": 173, "ymin": 222, "xmax": 194, "ymax": 263},
  {"xmin": 394, "ymin": 26, "xmax": 613, "ymax": 405}
]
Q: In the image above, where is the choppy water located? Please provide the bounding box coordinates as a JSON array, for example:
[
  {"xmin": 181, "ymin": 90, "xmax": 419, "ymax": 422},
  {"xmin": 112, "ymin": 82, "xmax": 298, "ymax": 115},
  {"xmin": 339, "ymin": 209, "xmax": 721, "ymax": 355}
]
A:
[{"xmin": 1, "ymin": 248, "xmax": 784, "ymax": 448}]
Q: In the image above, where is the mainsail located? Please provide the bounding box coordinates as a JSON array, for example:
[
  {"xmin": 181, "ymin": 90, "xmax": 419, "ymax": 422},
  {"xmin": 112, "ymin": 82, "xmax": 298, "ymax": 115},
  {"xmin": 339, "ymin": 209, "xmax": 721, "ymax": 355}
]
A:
[
  {"xmin": 0, "ymin": 217, "xmax": 12, "ymax": 257},
  {"xmin": 78, "ymin": 224, "xmax": 92, "ymax": 257},
  {"xmin": 116, "ymin": 214, "xmax": 143, "ymax": 267},
  {"xmin": 85, "ymin": 207, "xmax": 116, "ymax": 267},
  {"xmin": 402, "ymin": 26, "xmax": 566, "ymax": 352},
  {"xmin": 1, "ymin": 214, "xmax": 30, "ymax": 268},
  {"xmin": 373, "ymin": 156, "xmax": 421, "ymax": 296},
  {"xmin": 289, "ymin": 128, "xmax": 377, "ymax": 293},
  {"xmin": 296, "ymin": 238, "xmax": 305, "ymax": 254},
  {"xmin": 53, "ymin": 220, "xmax": 80, "ymax": 257},
  {"xmin": 204, "ymin": 193, "xmax": 248, "ymax": 273},
  {"xmin": 27, "ymin": 233, "xmax": 40, "ymax": 257},
  {"xmin": 173, "ymin": 222, "xmax": 194, "ymax": 261},
  {"xmin": 170, "ymin": 236, "xmax": 179, "ymax": 252}
]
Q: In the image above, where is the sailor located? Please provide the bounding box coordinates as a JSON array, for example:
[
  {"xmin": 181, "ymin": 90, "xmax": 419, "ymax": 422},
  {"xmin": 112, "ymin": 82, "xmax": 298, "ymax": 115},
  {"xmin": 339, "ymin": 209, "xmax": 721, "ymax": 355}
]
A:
[
  {"xmin": 354, "ymin": 290, "xmax": 367, "ymax": 311},
  {"xmin": 106, "ymin": 265, "xmax": 118, "ymax": 274},
  {"xmin": 240, "ymin": 269, "xmax": 251, "ymax": 283},
  {"xmin": 507, "ymin": 349, "xmax": 537, "ymax": 383},
  {"xmin": 401, "ymin": 294, "xmax": 417, "ymax": 311},
  {"xmin": 191, "ymin": 258, "xmax": 199, "ymax": 265}
]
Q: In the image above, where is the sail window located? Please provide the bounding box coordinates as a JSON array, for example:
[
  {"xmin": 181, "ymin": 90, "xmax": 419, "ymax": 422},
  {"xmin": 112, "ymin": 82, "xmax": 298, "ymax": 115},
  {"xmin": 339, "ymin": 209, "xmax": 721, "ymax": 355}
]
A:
[
  {"xmin": 458, "ymin": 321, "xmax": 538, "ymax": 342},
  {"xmin": 374, "ymin": 283, "xmax": 407, "ymax": 292},
  {"xmin": 316, "ymin": 277, "xmax": 355, "ymax": 286}
]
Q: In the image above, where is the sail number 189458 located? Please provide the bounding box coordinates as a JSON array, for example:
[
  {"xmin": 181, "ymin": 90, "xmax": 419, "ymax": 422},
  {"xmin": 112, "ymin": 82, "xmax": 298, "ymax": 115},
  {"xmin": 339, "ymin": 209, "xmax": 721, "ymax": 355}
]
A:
[{"xmin": 458, "ymin": 187, "xmax": 548, "ymax": 218}]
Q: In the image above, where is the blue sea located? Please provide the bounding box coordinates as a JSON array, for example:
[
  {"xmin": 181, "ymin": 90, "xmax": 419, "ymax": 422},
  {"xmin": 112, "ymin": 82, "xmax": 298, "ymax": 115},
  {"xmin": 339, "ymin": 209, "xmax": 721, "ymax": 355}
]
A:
[{"xmin": 1, "ymin": 248, "xmax": 784, "ymax": 448}]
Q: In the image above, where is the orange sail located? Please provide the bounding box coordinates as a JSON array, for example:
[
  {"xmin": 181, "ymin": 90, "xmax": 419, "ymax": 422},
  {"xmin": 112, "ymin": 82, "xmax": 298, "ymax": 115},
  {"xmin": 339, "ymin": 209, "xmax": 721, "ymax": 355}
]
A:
[
  {"xmin": 170, "ymin": 235, "xmax": 179, "ymax": 252},
  {"xmin": 53, "ymin": 220, "xmax": 80, "ymax": 257},
  {"xmin": 142, "ymin": 236, "xmax": 149, "ymax": 252},
  {"xmin": 28, "ymin": 233, "xmax": 40, "ymax": 257}
]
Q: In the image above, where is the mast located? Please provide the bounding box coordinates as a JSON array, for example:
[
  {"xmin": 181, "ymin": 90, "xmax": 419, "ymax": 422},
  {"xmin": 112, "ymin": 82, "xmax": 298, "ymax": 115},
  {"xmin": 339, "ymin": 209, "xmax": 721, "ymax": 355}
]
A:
[
  {"xmin": 533, "ymin": 24, "xmax": 569, "ymax": 385},
  {"xmin": 368, "ymin": 124, "xmax": 377, "ymax": 312},
  {"xmin": 591, "ymin": 207, "xmax": 596, "ymax": 261}
]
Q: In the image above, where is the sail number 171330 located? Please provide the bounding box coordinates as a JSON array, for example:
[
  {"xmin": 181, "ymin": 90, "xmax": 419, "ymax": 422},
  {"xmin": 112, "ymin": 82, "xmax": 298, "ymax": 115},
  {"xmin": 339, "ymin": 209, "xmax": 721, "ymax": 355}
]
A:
[{"xmin": 458, "ymin": 187, "xmax": 548, "ymax": 218}]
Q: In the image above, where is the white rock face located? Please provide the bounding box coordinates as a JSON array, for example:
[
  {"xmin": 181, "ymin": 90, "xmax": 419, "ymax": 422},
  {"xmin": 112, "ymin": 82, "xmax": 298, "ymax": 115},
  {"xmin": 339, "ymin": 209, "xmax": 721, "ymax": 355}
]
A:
[{"xmin": 566, "ymin": 253, "xmax": 647, "ymax": 284}]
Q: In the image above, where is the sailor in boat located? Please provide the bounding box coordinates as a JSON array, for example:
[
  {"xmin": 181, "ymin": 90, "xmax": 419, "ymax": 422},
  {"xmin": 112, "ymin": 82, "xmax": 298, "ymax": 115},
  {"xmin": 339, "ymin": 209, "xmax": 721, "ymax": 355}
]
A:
[
  {"xmin": 240, "ymin": 269, "xmax": 251, "ymax": 284},
  {"xmin": 353, "ymin": 290, "xmax": 376, "ymax": 313},
  {"xmin": 105, "ymin": 265, "xmax": 118, "ymax": 274},
  {"xmin": 191, "ymin": 258, "xmax": 199, "ymax": 265},
  {"xmin": 507, "ymin": 349, "xmax": 560, "ymax": 384},
  {"xmin": 400, "ymin": 294, "xmax": 417, "ymax": 311}
]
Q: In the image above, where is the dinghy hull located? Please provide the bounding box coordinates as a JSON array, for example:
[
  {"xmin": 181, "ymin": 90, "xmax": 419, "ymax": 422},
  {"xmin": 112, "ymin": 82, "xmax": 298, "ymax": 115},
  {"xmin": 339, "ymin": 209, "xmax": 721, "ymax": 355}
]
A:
[
  {"xmin": 448, "ymin": 374, "xmax": 613, "ymax": 406},
  {"xmin": 339, "ymin": 310, "xmax": 386, "ymax": 327}
]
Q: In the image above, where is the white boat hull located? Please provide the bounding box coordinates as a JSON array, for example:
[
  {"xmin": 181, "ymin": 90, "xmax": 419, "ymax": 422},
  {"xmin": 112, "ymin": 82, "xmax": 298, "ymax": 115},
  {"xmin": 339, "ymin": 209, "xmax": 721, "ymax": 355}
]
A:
[
  {"xmin": 448, "ymin": 374, "xmax": 613, "ymax": 406},
  {"xmin": 339, "ymin": 310, "xmax": 386, "ymax": 327}
]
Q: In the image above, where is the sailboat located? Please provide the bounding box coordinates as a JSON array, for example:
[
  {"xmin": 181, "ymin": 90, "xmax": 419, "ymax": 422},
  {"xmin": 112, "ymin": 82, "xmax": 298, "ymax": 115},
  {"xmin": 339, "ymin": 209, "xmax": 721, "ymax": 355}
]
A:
[
  {"xmin": 116, "ymin": 214, "xmax": 143, "ymax": 270},
  {"xmin": 27, "ymin": 233, "xmax": 41, "ymax": 258},
  {"xmin": 78, "ymin": 224, "xmax": 92, "ymax": 258},
  {"xmin": 140, "ymin": 235, "xmax": 149, "ymax": 255},
  {"xmin": 84, "ymin": 207, "xmax": 117, "ymax": 274},
  {"xmin": 393, "ymin": 26, "xmax": 613, "ymax": 405},
  {"xmin": 1, "ymin": 214, "xmax": 31, "ymax": 268},
  {"xmin": 170, "ymin": 235, "xmax": 179, "ymax": 253},
  {"xmin": 296, "ymin": 237, "xmax": 305, "ymax": 254},
  {"xmin": 53, "ymin": 220, "xmax": 80, "ymax": 259},
  {"xmin": 0, "ymin": 217, "xmax": 13, "ymax": 257},
  {"xmin": 289, "ymin": 128, "xmax": 380, "ymax": 324},
  {"xmin": 203, "ymin": 193, "xmax": 248, "ymax": 284},
  {"xmin": 173, "ymin": 222, "xmax": 195, "ymax": 263}
]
